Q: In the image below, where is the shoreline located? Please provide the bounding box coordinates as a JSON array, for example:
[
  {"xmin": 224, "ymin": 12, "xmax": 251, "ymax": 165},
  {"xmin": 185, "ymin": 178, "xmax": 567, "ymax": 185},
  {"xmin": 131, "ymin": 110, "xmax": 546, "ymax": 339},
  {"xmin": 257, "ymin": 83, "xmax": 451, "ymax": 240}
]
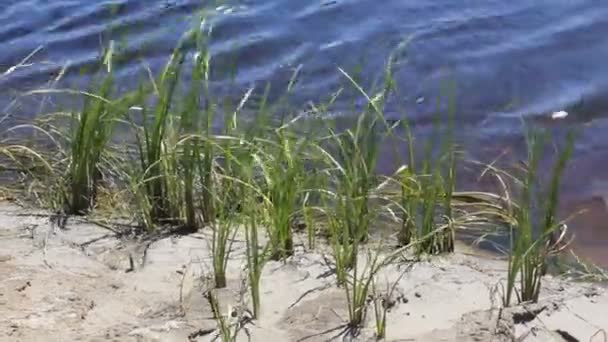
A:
[{"xmin": 1, "ymin": 202, "xmax": 606, "ymax": 342}]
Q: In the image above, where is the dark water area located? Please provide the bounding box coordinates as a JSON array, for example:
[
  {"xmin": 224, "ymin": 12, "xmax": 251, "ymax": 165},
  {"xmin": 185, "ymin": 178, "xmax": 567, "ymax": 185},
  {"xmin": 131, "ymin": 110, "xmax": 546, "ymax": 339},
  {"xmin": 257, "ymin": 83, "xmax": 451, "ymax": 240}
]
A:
[{"xmin": 2, "ymin": 0, "xmax": 608, "ymax": 267}]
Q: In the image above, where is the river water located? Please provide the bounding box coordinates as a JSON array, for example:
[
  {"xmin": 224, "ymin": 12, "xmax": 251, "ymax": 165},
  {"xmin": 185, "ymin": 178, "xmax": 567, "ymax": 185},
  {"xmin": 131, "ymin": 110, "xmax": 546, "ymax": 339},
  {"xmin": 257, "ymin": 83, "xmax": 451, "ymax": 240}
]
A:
[{"xmin": 2, "ymin": 0, "xmax": 608, "ymax": 268}]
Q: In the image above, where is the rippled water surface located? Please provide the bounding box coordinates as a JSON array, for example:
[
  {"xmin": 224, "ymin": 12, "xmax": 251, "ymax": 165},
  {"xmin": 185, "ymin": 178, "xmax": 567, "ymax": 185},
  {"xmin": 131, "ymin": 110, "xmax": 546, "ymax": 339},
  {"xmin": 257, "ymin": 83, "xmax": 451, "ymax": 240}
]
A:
[{"xmin": 2, "ymin": 0, "xmax": 608, "ymax": 266}]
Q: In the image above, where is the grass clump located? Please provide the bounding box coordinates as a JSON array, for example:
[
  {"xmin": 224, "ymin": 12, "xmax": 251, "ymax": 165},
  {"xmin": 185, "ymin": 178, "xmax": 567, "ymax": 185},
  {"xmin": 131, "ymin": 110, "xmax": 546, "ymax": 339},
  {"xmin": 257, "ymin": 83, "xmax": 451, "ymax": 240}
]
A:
[
  {"xmin": 257, "ymin": 126, "xmax": 308, "ymax": 260},
  {"xmin": 65, "ymin": 73, "xmax": 118, "ymax": 214},
  {"xmin": 1, "ymin": 17, "xmax": 593, "ymax": 342},
  {"xmin": 316, "ymin": 71, "xmax": 403, "ymax": 332},
  {"xmin": 322, "ymin": 110, "xmax": 381, "ymax": 285},
  {"xmin": 503, "ymin": 128, "xmax": 576, "ymax": 306},
  {"xmin": 129, "ymin": 47, "xmax": 186, "ymax": 227},
  {"xmin": 242, "ymin": 167, "xmax": 267, "ymax": 318},
  {"xmin": 19, "ymin": 46, "xmax": 131, "ymax": 215},
  {"xmin": 210, "ymin": 190, "xmax": 238, "ymax": 288},
  {"xmin": 126, "ymin": 19, "xmax": 219, "ymax": 230},
  {"xmin": 391, "ymin": 104, "xmax": 457, "ymax": 255}
]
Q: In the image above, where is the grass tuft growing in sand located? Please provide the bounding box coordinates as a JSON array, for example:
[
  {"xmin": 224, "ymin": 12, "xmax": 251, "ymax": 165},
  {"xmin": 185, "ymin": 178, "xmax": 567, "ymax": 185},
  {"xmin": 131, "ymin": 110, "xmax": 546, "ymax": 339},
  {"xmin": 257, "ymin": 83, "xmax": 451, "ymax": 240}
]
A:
[{"xmin": 0, "ymin": 17, "xmax": 585, "ymax": 340}]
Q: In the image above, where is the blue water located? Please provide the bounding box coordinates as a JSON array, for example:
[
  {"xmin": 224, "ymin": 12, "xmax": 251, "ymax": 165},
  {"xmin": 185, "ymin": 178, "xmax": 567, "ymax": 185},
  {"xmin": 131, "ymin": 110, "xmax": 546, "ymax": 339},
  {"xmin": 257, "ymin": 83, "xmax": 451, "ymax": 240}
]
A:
[
  {"xmin": 2, "ymin": 0, "xmax": 608, "ymax": 264},
  {"xmin": 3, "ymin": 1, "xmax": 608, "ymax": 120}
]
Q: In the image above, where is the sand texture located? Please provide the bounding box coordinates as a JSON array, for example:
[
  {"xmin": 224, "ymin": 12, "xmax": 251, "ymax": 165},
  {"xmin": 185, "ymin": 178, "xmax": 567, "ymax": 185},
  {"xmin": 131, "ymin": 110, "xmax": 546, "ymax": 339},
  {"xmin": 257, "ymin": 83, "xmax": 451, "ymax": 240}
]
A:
[{"xmin": 1, "ymin": 203, "xmax": 606, "ymax": 342}]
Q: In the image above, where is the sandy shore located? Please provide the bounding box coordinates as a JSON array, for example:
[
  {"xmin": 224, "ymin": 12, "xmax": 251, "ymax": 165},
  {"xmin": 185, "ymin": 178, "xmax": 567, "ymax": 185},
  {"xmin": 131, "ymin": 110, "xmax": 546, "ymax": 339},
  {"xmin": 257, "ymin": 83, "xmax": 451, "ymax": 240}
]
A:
[{"xmin": 0, "ymin": 202, "xmax": 606, "ymax": 342}]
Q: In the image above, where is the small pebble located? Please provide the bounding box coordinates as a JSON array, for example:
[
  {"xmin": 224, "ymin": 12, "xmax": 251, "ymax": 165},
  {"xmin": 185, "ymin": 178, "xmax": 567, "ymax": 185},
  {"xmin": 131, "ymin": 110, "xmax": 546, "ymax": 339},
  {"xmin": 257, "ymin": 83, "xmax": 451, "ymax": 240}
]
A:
[
  {"xmin": 414, "ymin": 292, "xmax": 421, "ymax": 298},
  {"xmin": 16, "ymin": 281, "xmax": 31, "ymax": 292}
]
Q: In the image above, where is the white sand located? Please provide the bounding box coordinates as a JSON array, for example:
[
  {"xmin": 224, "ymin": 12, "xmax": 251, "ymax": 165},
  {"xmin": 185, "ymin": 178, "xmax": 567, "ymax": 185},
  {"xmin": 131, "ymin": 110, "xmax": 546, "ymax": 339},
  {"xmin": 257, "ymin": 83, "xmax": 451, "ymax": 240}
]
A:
[{"xmin": 1, "ymin": 202, "xmax": 606, "ymax": 342}]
